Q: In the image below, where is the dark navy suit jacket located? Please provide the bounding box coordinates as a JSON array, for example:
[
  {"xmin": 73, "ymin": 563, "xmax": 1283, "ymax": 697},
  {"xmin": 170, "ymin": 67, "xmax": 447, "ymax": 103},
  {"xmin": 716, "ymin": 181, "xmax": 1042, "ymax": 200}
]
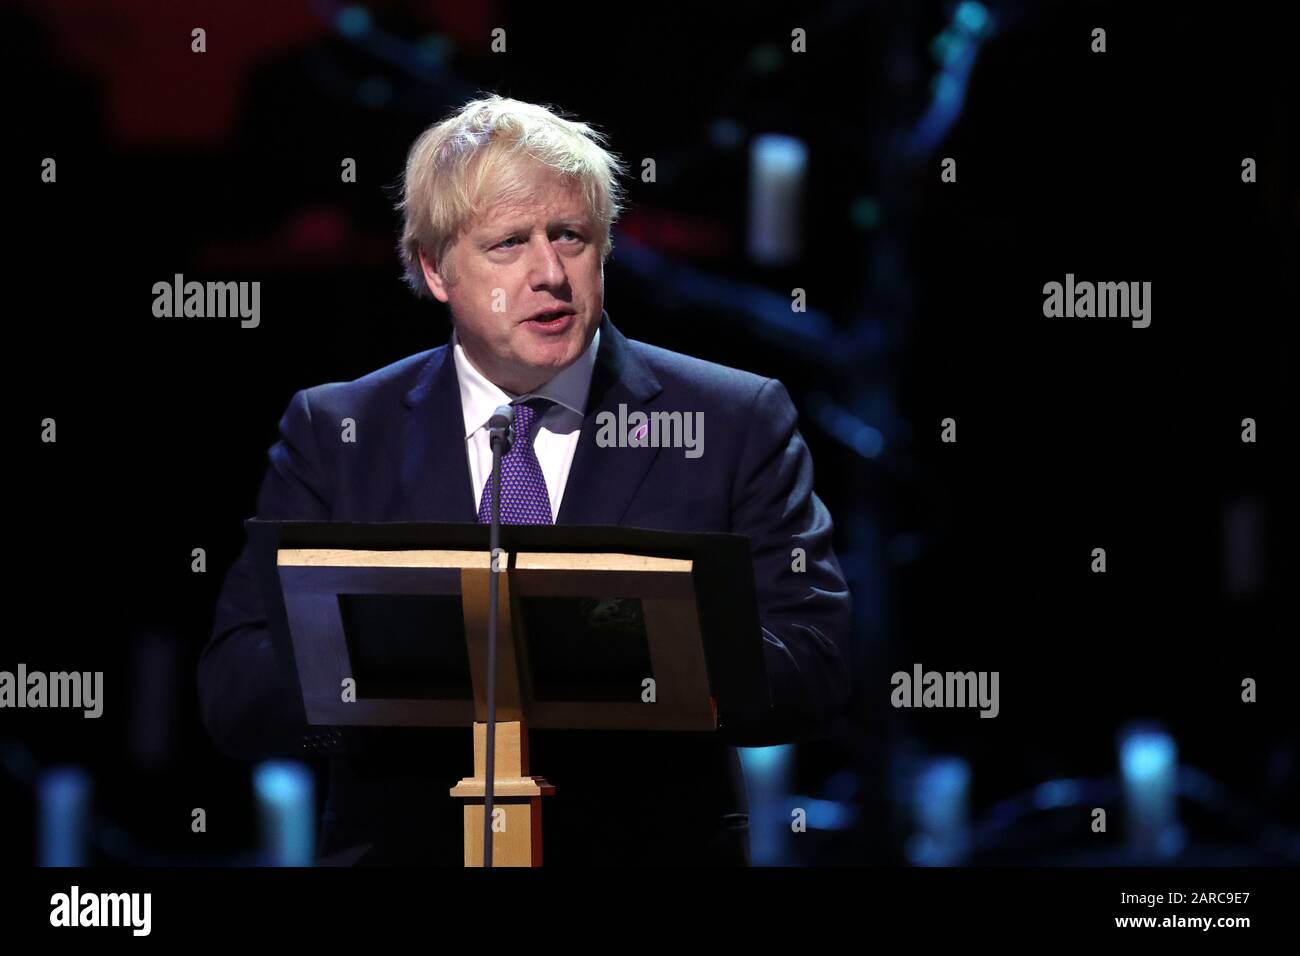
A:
[{"xmin": 200, "ymin": 313, "xmax": 852, "ymax": 865}]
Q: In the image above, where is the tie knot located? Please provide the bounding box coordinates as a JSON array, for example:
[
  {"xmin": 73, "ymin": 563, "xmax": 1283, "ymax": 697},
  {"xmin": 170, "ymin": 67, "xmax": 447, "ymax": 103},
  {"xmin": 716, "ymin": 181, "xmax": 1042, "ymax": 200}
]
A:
[{"xmin": 510, "ymin": 397, "xmax": 554, "ymax": 438}]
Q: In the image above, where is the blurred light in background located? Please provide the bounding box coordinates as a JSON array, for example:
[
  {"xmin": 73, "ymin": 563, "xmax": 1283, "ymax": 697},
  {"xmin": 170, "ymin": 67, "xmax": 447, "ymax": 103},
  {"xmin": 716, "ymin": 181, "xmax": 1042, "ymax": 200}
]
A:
[
  {"xmin": 739, "ymin": 744, "xmax": 796, "ymax": 865},
  {"xmin": 417, "ymin": 34, "xmax": 454, "ymax": 68},
  {"xmin": 1119, "ymin": 724, "xmax": 1183, "ymax": 861},
  {"xmin": 807, "ymin": 393, "xmax": 886, "ymax": 459},
  {"xmin": 850, "ymin": 196, "xmax": 883, "ymax": 231},
  {"xmin": 1033, "ymin": 777, "xmax": 1083, "ymax": 810},
  {"xmin": 39, "ymin": 766, "xmax": 92, "ymax": 867},
  {"xmin": 254, "ymin": 761, "xmax": 315, "ymax": 867},
  {"xmin": 747, "ymin": 134, "xmax": 807, "ymax": 266},
  {"xmin": 909, "ymin": 1, "xmax": 993, "ymax": 155},
  {"xmin": 906, "ymin": 755, "xmax": 970, "ymax": 865},
  {"xmin": 794, "ymin": 795, "xmax": 858, "ymax": 831},
  {"xmin": 334, "ymin": 5, "xmax": 372, "ymax": 39}
]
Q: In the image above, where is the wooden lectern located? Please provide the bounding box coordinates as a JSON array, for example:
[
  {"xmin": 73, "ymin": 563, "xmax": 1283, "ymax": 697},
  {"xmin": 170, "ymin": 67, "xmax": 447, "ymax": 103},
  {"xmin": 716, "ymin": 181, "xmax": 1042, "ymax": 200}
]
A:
[{"xmin": 250, "ymin": 521, "xmax": 768, "ymax": 868}]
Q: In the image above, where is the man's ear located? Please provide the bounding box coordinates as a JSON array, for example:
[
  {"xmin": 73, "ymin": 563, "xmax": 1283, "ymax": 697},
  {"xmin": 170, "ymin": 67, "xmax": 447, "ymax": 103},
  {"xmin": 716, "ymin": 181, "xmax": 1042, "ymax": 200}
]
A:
[{"xmin": 418, "ymin": 247, "xmax": 451, "ymax": 303}]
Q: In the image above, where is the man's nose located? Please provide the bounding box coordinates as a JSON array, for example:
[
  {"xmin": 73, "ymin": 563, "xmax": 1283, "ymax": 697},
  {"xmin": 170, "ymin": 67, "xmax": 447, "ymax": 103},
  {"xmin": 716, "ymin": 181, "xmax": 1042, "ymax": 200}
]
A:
[{"xmin": 526, "ymin": 238, "xmax": 567, "ymax": 288}]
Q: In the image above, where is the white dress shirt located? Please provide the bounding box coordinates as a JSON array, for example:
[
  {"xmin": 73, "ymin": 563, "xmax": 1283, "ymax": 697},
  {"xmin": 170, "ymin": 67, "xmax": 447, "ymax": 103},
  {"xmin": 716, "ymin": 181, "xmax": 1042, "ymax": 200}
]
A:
[{"xmin": 455, "ymin": 327, "xmax": 600, "ymax": 521}]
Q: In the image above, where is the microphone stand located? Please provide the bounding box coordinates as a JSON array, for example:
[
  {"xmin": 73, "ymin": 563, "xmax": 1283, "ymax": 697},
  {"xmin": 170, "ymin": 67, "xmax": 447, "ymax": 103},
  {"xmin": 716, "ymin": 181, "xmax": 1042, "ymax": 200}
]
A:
[{"xmin": 484, "ymin": 406, "xmax": 513, "ymax": 867}]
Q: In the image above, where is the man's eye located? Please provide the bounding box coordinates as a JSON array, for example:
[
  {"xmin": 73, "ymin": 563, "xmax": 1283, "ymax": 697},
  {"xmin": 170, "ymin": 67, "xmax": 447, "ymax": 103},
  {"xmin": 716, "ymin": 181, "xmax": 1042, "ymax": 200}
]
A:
[{"xmin": 495, "ymin": 231, "xmax": 581, "ymax": 249}]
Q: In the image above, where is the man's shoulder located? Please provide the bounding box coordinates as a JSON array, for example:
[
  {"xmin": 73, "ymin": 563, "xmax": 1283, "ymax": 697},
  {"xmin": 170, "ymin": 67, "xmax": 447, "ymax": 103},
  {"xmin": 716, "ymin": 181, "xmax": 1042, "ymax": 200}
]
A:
[{"xmin": 295, "ymin": 345, "xmax": 446, "ymax": 412}]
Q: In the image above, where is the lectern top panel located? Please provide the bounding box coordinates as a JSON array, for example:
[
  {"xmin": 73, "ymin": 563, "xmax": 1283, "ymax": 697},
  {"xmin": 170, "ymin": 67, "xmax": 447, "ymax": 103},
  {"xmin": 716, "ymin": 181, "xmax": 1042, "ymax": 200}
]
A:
[
  {"xmin": 278, "ymin": 549, "xmax": 491, "ymax": 569},
  {"xmin": 513, "ymin": 552, "xmax": 692, "ymax": 573}
]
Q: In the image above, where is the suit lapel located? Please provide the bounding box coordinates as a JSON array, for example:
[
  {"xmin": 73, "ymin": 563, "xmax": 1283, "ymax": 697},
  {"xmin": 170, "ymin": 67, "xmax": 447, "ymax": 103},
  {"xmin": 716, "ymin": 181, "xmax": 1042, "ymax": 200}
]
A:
[
  {"xmin": 557, "ymin": 315, "xmax": 663, "ymax": 526},
  {"xmin": 400, "ymin": 345, "xmax": 478, "ymax": 522}
]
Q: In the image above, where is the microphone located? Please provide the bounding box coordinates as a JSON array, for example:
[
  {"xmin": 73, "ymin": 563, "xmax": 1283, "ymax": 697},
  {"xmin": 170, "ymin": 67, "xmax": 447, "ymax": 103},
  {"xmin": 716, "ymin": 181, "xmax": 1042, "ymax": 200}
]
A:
[
  {"xmin": 483, "ymin": 403, "xmax": 514, "ymax": 867},
  {"xmin": 488, "ymin": 405, "xmax": 514, "ymax": 456}
]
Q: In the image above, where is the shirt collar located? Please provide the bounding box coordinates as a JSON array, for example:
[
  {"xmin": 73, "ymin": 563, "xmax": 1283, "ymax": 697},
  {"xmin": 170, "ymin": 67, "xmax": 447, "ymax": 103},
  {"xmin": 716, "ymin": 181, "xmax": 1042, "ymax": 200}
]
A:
[{"xmin": 453, "ymin": 326, "xmax": 600, "ymax": 439}]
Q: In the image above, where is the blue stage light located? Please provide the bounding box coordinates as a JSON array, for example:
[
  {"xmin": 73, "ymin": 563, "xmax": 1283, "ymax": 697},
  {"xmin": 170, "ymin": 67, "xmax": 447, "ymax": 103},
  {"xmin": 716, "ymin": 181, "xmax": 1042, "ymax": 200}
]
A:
[
  {"xmin": 336, "ymin": 6, "xmax": 372, "ymax": 39},
  {"xmin": 254, "ymin": 761, "xmax": 315, "ymax": 866},
  {"xmin": 748, "ymin": 134, "xmax": 808, "ymax": 265},
  {"xmin": 908, "ymin": 756, "xmax": 971, "ymax": 865},
  {"xmin": 38, "ymin": 766, "xmax": 92, "ymax": 867},
  {"xmin": 1033, "ymin": 778, "xmax": 1081, "ymax": 809},
  {"xmin": 955, "ymin": 2, "xmax": 991, "ymax": 36},
  {"xmin": 1119, "ymin": 724, "xmax": 1181, "ymax": 860},
  {"xmin": 740, "ymin": 745, "xmax": 796, "ymax": 865}
]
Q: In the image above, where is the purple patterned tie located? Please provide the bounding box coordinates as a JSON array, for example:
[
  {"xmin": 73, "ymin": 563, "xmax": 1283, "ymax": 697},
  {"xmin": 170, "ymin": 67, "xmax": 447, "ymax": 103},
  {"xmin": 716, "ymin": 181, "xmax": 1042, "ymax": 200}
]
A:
[{"xmin": 476, "ymin": 398, "xmax": 555, "ymax": 525}]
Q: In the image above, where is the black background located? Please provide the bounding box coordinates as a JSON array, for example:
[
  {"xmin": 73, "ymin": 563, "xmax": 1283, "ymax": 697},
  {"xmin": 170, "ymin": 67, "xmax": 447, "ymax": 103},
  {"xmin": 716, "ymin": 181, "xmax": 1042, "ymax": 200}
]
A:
[{"xmin": 2, "ymin": 0, "xmax": 1295, "ymax": 874}]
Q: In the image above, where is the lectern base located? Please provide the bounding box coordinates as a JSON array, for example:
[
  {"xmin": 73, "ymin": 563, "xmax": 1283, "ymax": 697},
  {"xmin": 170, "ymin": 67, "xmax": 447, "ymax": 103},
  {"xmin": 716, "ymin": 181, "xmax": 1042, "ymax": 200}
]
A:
[{"xmin": 449, "ymin": 720, "xmax": 554, "ymax": 867}]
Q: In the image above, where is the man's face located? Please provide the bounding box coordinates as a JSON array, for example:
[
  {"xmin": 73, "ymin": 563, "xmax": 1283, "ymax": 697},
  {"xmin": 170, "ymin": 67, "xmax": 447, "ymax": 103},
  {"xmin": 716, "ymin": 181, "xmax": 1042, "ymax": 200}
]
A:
[{"xmin": 420, "ymin": 164, "xmax": 604, "ymax": 395}]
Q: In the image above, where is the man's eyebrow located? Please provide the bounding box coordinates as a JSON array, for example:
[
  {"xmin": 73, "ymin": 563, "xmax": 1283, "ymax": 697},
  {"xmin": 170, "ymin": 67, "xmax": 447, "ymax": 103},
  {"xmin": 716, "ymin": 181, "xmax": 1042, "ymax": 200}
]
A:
[{"xmin": 479, "ymin": 217, "xmax": 592, "ymax": 237}]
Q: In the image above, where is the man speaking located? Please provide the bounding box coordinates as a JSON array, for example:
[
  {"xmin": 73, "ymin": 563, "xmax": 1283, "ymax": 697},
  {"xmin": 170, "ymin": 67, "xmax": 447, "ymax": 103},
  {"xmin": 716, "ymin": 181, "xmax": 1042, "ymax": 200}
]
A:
[{"xmin": 200, "ymin": 95, "xmax": 852, "ymax": 865}]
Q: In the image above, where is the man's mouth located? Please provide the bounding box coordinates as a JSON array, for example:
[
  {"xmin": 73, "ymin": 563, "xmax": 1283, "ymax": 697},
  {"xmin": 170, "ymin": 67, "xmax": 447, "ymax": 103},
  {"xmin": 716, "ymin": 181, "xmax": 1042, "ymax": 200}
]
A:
[{"xmin": 523, "ymin": 308, "xmax": 576, "ymax": 332}]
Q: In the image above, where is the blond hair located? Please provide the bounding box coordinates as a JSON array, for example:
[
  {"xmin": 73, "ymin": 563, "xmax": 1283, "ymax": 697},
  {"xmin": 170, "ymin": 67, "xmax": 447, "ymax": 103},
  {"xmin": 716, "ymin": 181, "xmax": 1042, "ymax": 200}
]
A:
[{"xmin": 395, "ymin": 94, "xmax": 628, "ymax": 297}]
